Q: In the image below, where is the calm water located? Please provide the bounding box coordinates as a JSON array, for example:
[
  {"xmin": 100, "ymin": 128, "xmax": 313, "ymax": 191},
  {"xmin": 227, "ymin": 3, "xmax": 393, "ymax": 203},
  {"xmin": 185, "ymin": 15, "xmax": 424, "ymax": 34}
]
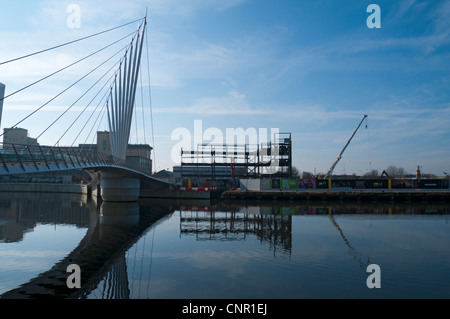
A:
[{"xmin": 0, "ymin": 191, "xmax": 449, "ymax": 299}]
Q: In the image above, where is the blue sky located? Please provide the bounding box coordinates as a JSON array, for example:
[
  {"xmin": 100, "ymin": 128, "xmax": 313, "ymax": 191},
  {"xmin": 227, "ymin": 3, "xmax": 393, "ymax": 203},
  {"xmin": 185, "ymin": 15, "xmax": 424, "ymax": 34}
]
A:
[{"xmin": 0, "ymin": 0, "xmax": 449, "ymax": 175}]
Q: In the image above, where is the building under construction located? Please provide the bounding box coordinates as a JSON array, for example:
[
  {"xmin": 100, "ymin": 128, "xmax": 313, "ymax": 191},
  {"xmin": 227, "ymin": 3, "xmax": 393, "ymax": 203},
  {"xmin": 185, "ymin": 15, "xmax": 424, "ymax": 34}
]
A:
[{"xmin": 173, "ymin": 133, "xmax": 292, "ymax": 181}]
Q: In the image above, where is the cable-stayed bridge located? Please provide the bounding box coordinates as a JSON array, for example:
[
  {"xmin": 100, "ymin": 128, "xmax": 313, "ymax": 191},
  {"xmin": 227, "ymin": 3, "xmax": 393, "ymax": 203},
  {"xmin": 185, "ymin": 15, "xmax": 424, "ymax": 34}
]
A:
[{"xmin": 0, "ymin": 15, "xmax": 173, "ymax": 201}]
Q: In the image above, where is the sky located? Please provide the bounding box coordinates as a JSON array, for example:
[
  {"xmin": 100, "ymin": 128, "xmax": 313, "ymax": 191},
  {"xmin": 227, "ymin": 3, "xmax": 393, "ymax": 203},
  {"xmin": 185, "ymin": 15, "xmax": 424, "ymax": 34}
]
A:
[{"xmin": 0, "ymin": 0, "xmax": 449, "ymax": 176}]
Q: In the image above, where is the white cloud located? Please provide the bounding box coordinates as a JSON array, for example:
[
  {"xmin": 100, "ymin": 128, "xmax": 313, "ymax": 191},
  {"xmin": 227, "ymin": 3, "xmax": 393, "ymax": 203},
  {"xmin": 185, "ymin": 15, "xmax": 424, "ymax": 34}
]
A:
[
  {"xmin": 148, "ymin": 0, "xmax": 248, "ymax": 17},
  {"xmin": 147, "ymin": 40, "xmax": 251, "ymax": 88},
  {"xmin": 155, "ymin": 90, "xmax": 267, "ymax": 115}
]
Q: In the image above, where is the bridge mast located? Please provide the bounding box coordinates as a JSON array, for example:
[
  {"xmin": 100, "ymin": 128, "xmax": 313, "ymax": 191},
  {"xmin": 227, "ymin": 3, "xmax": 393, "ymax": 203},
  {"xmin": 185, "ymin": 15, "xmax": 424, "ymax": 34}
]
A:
[
  {"xmin": 98, "ymin": 17, "xmax": 148, "ymax": 202},
  {"xmin": 107, "ymin": 17, "xmax": 146, "ymax": 161}
]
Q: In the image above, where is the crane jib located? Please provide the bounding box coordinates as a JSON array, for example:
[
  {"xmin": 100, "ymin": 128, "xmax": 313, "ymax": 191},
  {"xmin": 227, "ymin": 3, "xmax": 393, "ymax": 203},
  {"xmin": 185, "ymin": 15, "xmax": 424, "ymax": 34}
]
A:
[{"xmin": 324, "ymin": 114, "xmax": 368, "ymax": 179}]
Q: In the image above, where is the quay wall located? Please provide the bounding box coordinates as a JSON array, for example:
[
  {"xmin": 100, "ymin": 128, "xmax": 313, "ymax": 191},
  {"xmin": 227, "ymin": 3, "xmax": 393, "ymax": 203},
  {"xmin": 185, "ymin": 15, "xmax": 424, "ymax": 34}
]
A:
[
  {"xmin": 222, "ymin": 189, "xmax": 450, "ymax": 202},
  {"xmin": 0, "ymin": 182, "xmax": 212, "ymax": 200},
  {"xmin": 239, "ymin": 178, "xmax": 450, "ymax": 191},
  {"xmin": 0, "ymin": 183, "xmax": 88, "ymax": 195},
  {"xmin": 1, "ymin": 180, "xmax": 449, "ymax": 203}
]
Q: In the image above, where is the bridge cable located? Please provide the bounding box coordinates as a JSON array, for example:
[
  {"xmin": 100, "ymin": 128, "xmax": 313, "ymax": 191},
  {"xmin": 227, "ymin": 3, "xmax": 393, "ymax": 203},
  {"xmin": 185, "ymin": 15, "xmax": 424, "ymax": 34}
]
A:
[
  {"xmin": 145, "ymin": 26, "xmax": 156, "ymax": 173},
  {"xmin": 131, "ymin": 241, "xmax": 138, "ymax": 296},
  {"xmin": 147, "ymin": 227, "xmax": 155, "ymax": 298},
  {"xmin": 139, "ymin": 234, "xmax": 147, "ymax": 299},
  {"xmin": 67, "ymin": 53, "xmax": 131, "ymax": 148},
  {"xmin": 0, "ymin": 17, "xmax": 144, "ymax": 66},
  {"xmin": 0, "ymin": 34, "xmax": 136, "ymax": 139},
  {"xmin": 90, "ymin": 60, "xmax": 130, "ymax": 151},
  {"xmin": 80, "ymin": 100, "xmax": 107, "ymax": 151},
  {"xmin": 26, "ymin": 43, "xmax": 133, "ymax": 147},
  {"xmin": 139, "ymin": 64, "xmax": 147, "ymax": 145},
  {"xmin": 70, "ymin": 73, "xmax": 115, "ymax": 148},
  {"xmin": 0, "ymin": 30, "xmax": 136, "ymax": 104},
  {"xmin": 76, "ymin": 78, "xmax": 110, "ymax": 151},
  {"xmin": 53, "ymin": 53, "xmax": 128, "ymax": 148},
  {"xmin": 79, "ymin": 102, "xmax": 107, "ymax": 153},
  {"xmin": 134, "ymin": 99, "xmax": 139, "ymax": 144},
  {"xmin": 89, "ymin": 102, "xmax": 108, "ymax": 146}
]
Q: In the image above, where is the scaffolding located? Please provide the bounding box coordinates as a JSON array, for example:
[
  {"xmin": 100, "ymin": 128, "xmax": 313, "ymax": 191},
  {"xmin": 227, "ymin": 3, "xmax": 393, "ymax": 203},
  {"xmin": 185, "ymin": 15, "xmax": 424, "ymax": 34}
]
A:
[
  {"xmin": 177, "ymin": 132, "xmax": 292, "ymax": 180},
  {"xmin": 179, "ymin": 209, "xmax": 292, "ymax": 257}
]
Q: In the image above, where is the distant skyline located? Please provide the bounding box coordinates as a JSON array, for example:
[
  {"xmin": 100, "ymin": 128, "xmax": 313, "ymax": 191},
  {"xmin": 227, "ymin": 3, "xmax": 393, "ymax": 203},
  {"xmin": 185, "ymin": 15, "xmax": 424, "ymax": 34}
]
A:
[{"xmin": 0, "ymin": 0, "xmax": 449, "ymax": 175}]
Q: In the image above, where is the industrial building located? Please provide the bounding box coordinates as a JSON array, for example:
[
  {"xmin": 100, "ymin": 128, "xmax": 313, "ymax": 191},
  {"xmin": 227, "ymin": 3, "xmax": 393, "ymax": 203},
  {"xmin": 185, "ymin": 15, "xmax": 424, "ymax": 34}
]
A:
[
  {"xmin": 2, "ymin": 127, "xmax": 40, "ymax": 148},
  {"xmin": 173, "ymin": 132, "xmax": 292, "ymax": 187}
]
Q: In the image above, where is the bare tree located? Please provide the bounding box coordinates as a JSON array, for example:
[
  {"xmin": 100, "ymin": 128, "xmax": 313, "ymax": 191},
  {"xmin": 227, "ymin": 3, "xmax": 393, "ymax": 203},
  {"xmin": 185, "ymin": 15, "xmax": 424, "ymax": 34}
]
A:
[
  {"xmin": 302, "ymin": 171, "xmax": 314, "ymax": 179},
  {"xmin": 291, "ymin": 166, "xmax": 300, "ymax": 178},
  {"xmin": 385, "ymin": 165, "xmax": 408, "ymax": 178},
  {"xmin": 363, "ymin": 169, "xmax": 379, "ymax": 178}
]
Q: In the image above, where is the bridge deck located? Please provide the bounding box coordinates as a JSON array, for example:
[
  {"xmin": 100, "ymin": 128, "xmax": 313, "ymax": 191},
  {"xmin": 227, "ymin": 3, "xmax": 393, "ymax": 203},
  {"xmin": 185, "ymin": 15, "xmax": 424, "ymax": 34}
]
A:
[{"xmin": 0, "ymin": 144, "xmax": 173, "ymax": 191}]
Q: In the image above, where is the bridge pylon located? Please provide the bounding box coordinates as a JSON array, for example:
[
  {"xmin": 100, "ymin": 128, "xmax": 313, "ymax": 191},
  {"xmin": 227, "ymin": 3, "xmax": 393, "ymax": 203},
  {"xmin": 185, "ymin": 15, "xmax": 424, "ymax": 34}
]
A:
[{"xmin": 100, "ymin": 17, "xmax": 146, "ymax": 202}]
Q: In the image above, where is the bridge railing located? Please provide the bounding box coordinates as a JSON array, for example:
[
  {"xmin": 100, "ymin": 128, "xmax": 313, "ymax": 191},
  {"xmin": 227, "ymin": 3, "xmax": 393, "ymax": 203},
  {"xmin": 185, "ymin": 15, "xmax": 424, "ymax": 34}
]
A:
[{"xmin": 0, "ymin": 143, "xmax": 150, "ymax": 175}]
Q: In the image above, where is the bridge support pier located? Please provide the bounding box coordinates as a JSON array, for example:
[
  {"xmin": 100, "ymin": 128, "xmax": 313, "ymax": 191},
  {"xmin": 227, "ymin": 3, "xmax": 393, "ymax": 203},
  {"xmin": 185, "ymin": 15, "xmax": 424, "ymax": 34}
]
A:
[
  {"xmin": 100, "ymin": 201, "xmax": 140, "ymax": 226},
  {"xmin": 100, "ymin": 172, "xmax": 140, "ymax": 202}
]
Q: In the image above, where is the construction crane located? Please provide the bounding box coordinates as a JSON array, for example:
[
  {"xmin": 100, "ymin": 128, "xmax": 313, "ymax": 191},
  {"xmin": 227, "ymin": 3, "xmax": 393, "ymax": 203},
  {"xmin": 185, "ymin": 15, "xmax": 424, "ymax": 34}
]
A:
[{"xmin": 323, "ymin": 114, "xmax": 368, "ymax": 179}]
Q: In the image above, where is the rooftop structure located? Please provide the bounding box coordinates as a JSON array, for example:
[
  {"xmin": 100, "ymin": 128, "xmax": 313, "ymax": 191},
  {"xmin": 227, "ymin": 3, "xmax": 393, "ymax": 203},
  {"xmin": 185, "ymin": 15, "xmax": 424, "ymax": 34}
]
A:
[{"xmin": 2, "ymin": 127, "xmax": 39, "ymax": 147}]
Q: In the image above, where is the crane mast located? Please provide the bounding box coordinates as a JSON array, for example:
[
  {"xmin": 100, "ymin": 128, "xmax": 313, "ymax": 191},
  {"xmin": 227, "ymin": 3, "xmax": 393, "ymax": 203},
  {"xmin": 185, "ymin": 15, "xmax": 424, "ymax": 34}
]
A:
[{"xmin": 323, "ymin": 114, "xmax": 368, "ymax": 179}]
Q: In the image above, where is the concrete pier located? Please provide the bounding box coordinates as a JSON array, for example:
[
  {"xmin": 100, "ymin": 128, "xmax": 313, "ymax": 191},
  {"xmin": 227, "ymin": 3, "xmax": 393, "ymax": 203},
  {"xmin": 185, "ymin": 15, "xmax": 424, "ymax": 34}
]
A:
[{"xmin": 99, "ymin": 172, "xmax": 141, "ymax": 202}]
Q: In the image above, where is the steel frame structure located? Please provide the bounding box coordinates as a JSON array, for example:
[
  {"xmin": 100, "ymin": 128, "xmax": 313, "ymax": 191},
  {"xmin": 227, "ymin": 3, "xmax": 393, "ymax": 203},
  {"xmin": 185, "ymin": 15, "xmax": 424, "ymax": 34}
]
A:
[{"xmin": 179, "ymin": 132, "xmax": 292, "ymax": 180}]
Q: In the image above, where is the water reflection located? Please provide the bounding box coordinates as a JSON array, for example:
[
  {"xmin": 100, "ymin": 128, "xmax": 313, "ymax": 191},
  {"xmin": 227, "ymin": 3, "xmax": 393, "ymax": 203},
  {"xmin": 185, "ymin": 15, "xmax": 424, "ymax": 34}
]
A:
[
  {"xmin": 179, "ymin": 209, "xmax": 292, "ymax": 258},
  {"xmin": 0, "ymin": 192, "xmax": 90, "ymax": 244},
  {"xmin": 178, "ymin": 201, "xmax": 450, "ymax": 280},
  {"xmin": 0, "ymin": 194, "xmax": 174, "ymax": 299},
  {"xmin": 0, "ymin": 194, "xmax": 449, "ymax": 299},
  {"xmin": 100, "ymin": 201, "xmax": 140, "ymax": 226}
]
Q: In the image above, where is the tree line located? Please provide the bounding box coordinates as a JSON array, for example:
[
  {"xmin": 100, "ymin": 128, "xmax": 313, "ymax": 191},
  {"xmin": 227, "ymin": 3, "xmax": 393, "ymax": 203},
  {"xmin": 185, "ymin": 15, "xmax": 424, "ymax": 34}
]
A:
[{"xmin": 292, "ymin": 165, "xmax": 438, "ymax": 179}]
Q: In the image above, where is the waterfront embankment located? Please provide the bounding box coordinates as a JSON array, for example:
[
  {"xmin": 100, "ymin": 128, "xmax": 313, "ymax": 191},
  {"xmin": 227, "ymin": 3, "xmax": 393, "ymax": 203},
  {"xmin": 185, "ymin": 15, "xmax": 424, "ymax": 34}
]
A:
[
  {"xmin": 1, "ymin": 182, "xmax": 450, "ymax": 203},
  {"xmin": 0, "ymin": 183, "xmax": 88, "ymax": 195},
  {"xmin": 221, "ymin": 189, "xmax": 450, "ymax": 202}
]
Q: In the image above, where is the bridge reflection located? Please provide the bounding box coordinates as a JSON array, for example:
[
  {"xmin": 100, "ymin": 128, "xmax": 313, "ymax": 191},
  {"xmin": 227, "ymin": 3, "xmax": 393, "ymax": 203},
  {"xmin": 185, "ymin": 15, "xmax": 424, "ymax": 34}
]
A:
[
  {"xmin": 1, "ymin": 195, "xmax": 449, "ymax": 299},
  {"xmin": 0, "ymin": 195, "xmax": 174, "ymax": 299}
]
